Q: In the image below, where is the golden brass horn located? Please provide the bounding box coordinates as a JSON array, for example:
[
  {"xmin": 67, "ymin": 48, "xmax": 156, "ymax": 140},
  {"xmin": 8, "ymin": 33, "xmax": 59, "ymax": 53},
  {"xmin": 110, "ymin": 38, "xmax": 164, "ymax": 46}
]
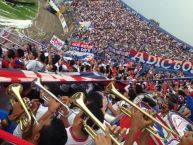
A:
[
  {"xmin": 33, "ymin": 78, "xmax": 76, "ymax": 114},
  {"xmin": 7, "ymin": 83, "xmax": 37, "ymax": 132},
  {"xmin": 71, "ymin": 92, "xmax": 121, "ymax": 145},
  {"xmin": 105, "ymin": 82, "xmax": 178, "ymax": 140}
]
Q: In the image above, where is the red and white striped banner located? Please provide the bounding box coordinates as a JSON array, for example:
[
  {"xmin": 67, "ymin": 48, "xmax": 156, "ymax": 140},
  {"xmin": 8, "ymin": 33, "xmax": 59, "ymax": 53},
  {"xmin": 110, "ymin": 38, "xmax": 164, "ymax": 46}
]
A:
[{"xmin": 0, "ymin": 69, "xmax": 110, "ymax": 83}]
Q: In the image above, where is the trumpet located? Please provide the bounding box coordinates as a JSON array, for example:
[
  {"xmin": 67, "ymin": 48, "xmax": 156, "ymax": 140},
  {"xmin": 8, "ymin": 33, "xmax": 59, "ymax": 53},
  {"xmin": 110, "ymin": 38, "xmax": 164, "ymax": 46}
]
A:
[
  {"xmin": 7, "ymin": 84, "xmax": 38, "ymax": 132},
  {"xmin": 105, "ymin": 82, "xmax": 178, "ymax": 140},
  {"xmin": 71, "ymin": 92, "xmax": 121, "ymax": 145}
]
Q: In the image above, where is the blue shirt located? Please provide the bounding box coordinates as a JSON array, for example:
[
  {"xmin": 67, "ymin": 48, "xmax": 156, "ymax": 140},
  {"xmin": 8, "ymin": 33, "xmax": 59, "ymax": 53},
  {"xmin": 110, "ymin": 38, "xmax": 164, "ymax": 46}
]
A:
[
  {"xmin": 185, "ymin": 96, "xmax": 193, "ymax": 121},
  {"xmin": 0, "ymin": 109, "xmax": 16, "ymax": 133}
]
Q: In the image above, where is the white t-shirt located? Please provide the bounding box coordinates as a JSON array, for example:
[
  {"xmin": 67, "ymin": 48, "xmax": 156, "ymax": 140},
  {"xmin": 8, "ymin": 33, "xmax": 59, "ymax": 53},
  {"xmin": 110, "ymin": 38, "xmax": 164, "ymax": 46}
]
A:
[
  {"xmin": 26, "ymin": 60, "xmax": 44, "ymax": 72},
  {"xmin": 13, "ymin": 105, "xmax": 48, "ymax": 137},
  {"xmin": 65, "ymin": 127, "xmax": 94, "ymax": 145},
  {"xmin": 166, "ymin": 139, "xmax": 179, "ymax": 145},
  {"xmin": 133, "ymin": 94, "xmax": 144, "ymax": 104}
]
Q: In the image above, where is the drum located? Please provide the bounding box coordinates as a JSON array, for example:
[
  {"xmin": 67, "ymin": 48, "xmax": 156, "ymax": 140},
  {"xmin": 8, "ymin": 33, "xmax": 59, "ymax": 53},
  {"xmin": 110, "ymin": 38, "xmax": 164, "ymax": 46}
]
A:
[{"xmin": 167, "ymin": 111, "xmax": 193, "ymax": 137}]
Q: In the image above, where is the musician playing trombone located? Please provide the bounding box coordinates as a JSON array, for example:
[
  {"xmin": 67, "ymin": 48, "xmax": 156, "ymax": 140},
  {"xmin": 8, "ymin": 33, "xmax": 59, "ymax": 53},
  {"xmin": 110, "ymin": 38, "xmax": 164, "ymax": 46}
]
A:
[{"xmin": 95, "ymin": 110, "xmax": 193, "ymax": 145}]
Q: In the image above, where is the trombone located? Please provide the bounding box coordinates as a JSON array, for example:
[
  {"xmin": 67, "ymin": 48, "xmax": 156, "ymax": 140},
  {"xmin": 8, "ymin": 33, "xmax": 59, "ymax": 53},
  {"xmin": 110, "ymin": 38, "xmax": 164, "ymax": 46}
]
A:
[
  {"xmin": 105, "ymin": 82, "xmax": 178, "ymax": 140},
  {"xmin": 7, "ymin": 84, "xmax": 38, "ymax": 132},
  {"xmin": 33, "ymin": 78, "xmax": 76, "ymax": 114},
  {"xmin": 71, "ymin": 92, "xmax": 121, "ymax": 145}
]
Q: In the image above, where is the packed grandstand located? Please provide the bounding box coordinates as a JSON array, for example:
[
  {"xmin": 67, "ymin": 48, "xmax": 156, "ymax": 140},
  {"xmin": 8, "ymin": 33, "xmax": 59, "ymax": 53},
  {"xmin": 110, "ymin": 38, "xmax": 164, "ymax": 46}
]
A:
[{"xmin": 0, "ymin": 0, "xmax": 193, "ymax": 145}]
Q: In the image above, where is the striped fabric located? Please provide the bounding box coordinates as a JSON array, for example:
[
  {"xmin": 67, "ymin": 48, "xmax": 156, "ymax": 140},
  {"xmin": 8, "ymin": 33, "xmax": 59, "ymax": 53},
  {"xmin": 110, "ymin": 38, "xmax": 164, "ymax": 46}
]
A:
[{"xmin": 0, "ymin": 69, "xmax": 110, "ymax": 83}]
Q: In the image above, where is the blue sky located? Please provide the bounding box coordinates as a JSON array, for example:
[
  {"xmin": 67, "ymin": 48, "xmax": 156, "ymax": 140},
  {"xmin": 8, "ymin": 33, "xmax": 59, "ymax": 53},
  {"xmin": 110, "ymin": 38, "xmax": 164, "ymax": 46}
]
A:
[{"xmin": 122, "ymin": 0, "xmax": 193, "ymax": 46}]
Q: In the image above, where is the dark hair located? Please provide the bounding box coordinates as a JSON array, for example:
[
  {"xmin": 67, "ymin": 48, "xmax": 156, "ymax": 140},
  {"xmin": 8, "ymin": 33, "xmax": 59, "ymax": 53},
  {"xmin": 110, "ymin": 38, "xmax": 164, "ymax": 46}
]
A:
[
  {"xmin": 17, "ymin": 49, "xmax": 24, "ymax": 58},
  {"xmin": 52, "ymin": 54, "xmax": 60, "ymax": 64},
  {"xmin": 39, "ymin": 53, "xmax": 45, "ymax": 63},
  {"xmin": 167, "ymin": 93, "xmax": 179, "ymax": 104},
  {"xmin": 7, "ymin": 49, "xmax": 15, "ymax": 59},
  {"xmin": 38, "ymin": 117, "xmax": 67, "ymax": 145},
  {"xmin": 80, "ymin": 65, "xmax": 84, "ymax": 72},
  {"xmin": 167, "ymin": 101, "xmax": 175, "ymax": 110},
  {"xmin": 135, "ymin": 84, "xmax": 144, "ymax": 94},
  {"xmin": 142, "ymin": 97, "xmax": 156, "ymax": 108},
  {"xmin": 85, "ymin": 91, "xmax": 103, "ymax": 109},
  {"xmin": 31, "ymin": 51, "xmax": 38, "ymax": 59},
  {"xmin": 99, "ymin": 66, "xmax": 105, "ymax": 74},
  {"xmin": 85, "ymin": 65, "xmax": 90, "ymax": 71},
  {"xmin": 178, "ymin": 90, "xmax": 186, "ymax": 97},
  {"xmin": 69, "ymin": 60, "xmax": 75, "ymax": 66},
  {"xmin": 80, "ymin": 104, "xmax": 104, "ymax": 135},
  {"xmin": 128, "ymin": 88, "xmax": 136, "ymax": 101},
  {"xmin": 0, "ymin": 46, "xmax": 2, "ymax": 57}
]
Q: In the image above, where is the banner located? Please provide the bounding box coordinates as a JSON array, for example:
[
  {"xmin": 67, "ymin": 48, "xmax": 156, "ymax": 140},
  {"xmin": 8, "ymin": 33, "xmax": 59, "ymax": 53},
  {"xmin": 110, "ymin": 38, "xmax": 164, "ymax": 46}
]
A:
[
  {"xmin": 70, "ymin": 41, "xmax": 95, "ymax": 53},
  {"xmin": 48, "ymin": 0, "xmax": 68, "ymax": 33},
  {"xmin": 50, "ymin": 35, "xmax": 64, "ymax": 50},
  {"xmin": 58, "ymin": 13, "xmax": 67, "ymax": 30},
  {"xmin": 128, "ymin": 49, "xmax": 193, "ymax": 75},
  {"xmin": 0, "ymin": 69, "xmax": 109, "ymax": 83},
  {"xmin": 108, "ymin": 46, "xmax": 129, "ymax": 57},
  {"xmin": 64, "ymin": 51, "xmax": 94, "ymax": 61}
]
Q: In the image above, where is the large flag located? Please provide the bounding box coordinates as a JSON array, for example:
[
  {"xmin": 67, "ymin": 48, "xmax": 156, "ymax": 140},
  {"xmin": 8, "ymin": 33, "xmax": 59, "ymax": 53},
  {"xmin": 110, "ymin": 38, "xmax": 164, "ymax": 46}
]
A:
[{"xmin": 0, "ymin": 69, "xmax": 110, "ymax": 83}]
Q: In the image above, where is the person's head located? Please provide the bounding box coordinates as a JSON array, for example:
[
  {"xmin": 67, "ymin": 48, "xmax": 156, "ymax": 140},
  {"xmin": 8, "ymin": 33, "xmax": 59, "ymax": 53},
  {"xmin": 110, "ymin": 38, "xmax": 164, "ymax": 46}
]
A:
[
  {"xmin": 179, "ymin": 131, "xmax": 193, "ymax": 145},
  {"xmin": 0, "ymin": 46, "xmax": 2, "ymax": 57},
  {"xmin": 178, "ymin": 90, "xmax": 186, "ymax": 97},
  {"xmin": 6, "ymin": 49, "xmax": 15, "ymax": 59},
  {"xmin": 17, "ymin": 49, "xmax": 24, "ymax": 58},
  {"xmin": 29, "ymin": 51, "xmax": 38, "ymax": 60},
  {"xmin": 183, "ymin": 86, "xmax": 190, "ymax": 95},
  {"xmin": 23, "ymin": 117, "xmax": 67, "ymax": 145},
  {"xmin": 142, "ymin": 97, "xmax": 156, "ymax": 108},
  {"xmin": 128, "ymin": 88, "xmax": 136, "ymax": 101},
  {"xmin": 161, "ymin": 101, "xmax": 174, "ymax": 114},
  {"xmin": 72, "ymin": 104, "xmax": 104, "ymax": 136},
  {"xmin": 52, "ymin": 54, "xmax": 61, "ymax": 64},
  {"xmin": 167, "ymin": 93, "xmax": 179, "ymax": 104},
  {"xmin": 69, "ymin": 60, "xmax": 75, "ymax": 66},
  {"xmin": 85, "ymin": 91, "xmax": 103, "ymax": 109},
  {"xmin": 39, "ymin": 53, "xmax": 45, "ymax": 63},
  {"xmin": 135, "ymin": 84, "xmax": 144, "ymax": 94}
]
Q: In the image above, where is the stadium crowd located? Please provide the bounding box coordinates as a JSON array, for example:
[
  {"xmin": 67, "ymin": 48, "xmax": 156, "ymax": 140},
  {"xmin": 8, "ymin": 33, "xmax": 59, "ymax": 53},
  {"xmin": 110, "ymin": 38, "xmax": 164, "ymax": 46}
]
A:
[
  {"xmin": 71, "ymin": 0, "xmax": 193, "ymax": 61},
  {"xmin": 0, "ymin": 0, "xmax": 193, "ymax": 145}
]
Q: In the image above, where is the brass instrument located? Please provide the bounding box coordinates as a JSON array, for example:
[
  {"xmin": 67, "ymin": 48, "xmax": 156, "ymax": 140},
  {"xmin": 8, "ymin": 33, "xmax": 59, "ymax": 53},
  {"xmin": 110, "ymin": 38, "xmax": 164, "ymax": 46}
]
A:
[
  {"xmin": 71, "ymin": 92, "xmax": 120, "ymax": 145},
  {"xmin": 33, "ymin": 79, "xmax": 120, "ymax": 144},
  {"xmin": 33, "ymin": 78, "xmax": 76, "ymax": 114},
  {"xmin": 7, "ymin": 84, "xmax": 38, "ymax": 132},
  {"xmin": 106, "ymin": 82, "xmax": 178, "ymax": 140}
]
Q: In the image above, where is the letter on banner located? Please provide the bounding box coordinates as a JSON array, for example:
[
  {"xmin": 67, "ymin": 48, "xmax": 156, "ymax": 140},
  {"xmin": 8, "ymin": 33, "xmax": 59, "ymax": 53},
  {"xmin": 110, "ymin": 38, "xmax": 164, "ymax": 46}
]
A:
[
  {"xmin": 182, "ymin": 61, "xmax": 192, "ymax": 72},
  {"xmin": 130, "ymin": 51, "xmax": 145, "ymax": 63},
  {"xmin": 155, "ymin": 57, "xmax": 162, "ymax": 67},
  {"xmin": 173, "ymin": 60, "xmax": 182, "ymax": 70},
  {"xmin": 146, "ymin": 55, "xmax": 157, "ymax": 65},
  {"xmin": 161, "ymin": 59, "xmax": 172, "ymax": 69}
]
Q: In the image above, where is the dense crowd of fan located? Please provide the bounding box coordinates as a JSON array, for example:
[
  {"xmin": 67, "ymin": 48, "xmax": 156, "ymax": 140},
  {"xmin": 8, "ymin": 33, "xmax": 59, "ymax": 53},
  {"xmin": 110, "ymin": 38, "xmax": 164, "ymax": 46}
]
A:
[
  {"xmin": 0, "ymin": 0, "xmax": 193, "ymax": 145},
  {"xmin": 71, "ymin": 0, "xmax": 193, "ymax": 61}
]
